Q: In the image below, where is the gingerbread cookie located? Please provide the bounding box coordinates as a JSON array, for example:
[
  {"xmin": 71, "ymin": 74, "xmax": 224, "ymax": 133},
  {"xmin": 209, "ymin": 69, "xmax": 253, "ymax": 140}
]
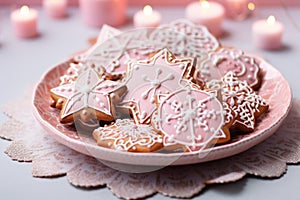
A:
[
  {"xmin": 93, "ymin": 119, "xmax": 163, "ymax": 152},
  {"xmin": 51, "ymin": 69, "xmax": 125, "ymax": 123},
  {"xmin": 195, "ymin": 47, "xmax": 262, "ymax": 90},
  {"xmin": 149, "ymin": 19, "xmax": 220, "ymax": 60},
  {"xmin": 206, "ymin": 72, "xmax": 268, "ymax": 132},
  {"xmin": 157, "ymin": 85, "xmax": 224, "ymax": 152},
  {"xmin": 117, "ymin": 48, "xmax": 196, "ymax": 124}
]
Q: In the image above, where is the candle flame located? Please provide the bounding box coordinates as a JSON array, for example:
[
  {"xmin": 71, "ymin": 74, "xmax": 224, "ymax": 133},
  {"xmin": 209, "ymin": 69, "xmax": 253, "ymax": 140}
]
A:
[
  {"xmin": 267, "ymin": 15, "xmax": 276, "ymax": 25},
  {"xmin": 143, "ymin": 5, "xmax": 153, "ymax": 16},
  {"xmin": 200, "ymin": 0, "xmax": 210, "ymax": 9},
  {"xmin": 20, "ymin": 5, "xmax": 29, "ymax": 15},
  {"xmin": 248, "ymin": 2, "xmax": 255, "ymax": 11}
]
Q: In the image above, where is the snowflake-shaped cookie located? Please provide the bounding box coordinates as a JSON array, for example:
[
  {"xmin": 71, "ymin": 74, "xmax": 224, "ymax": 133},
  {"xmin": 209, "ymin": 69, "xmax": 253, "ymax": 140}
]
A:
[
  {"xmin": 51, "ymin": 69, "xmax": 124, "ymax": 123},
  {"xmin": 93, "ymin": 119, "xmax": 163, "ymax": 152},
  {"xmin": 195, "ymin": 47, "xmax": 261, "ymax": 90},
  {"xmin": 157, "ymin": 85, "xmax": 224, "ymax": 152},
  {"xmin": 149, "ymin": 19, "xmax": 220, "ymax": 60},
  {"xmin": 207, "ymin": 72, "xmax": 268, "ymax": 132},
  {"xmin": 117, "ymin": 48, "xmax": 195, "ymax": 124}
]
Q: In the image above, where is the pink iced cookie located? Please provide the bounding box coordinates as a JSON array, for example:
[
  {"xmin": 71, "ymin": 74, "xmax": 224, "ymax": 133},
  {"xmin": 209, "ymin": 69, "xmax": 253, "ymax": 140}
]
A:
[
  {"xmin": 149, "ymin": 19, "xmax": 220, "ymax": 60},
  {"xmin": 51, "ymin": 69, "xmax": 125, "ymax": 123},
  {"xmin": 157, "ymin": 86, "xmax": 224, "ymax": 152},
  {"xmin": 118, "ymin": 48, "xmax": 195, "ymax": 124},
  {"xmin": 195, "ymin": 47, "xmax": 261, "ymax": 89}
]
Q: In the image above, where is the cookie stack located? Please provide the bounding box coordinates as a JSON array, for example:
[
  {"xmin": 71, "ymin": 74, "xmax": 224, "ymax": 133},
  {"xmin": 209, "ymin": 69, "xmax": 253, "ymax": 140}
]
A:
[{"xmin": 50, "ymin": 20, "xmax": 268, "ymax": 153}]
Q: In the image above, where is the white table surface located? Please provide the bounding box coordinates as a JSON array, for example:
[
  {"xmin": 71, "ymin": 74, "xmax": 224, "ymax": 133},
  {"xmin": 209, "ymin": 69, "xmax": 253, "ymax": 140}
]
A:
[{"xmin": 0, "ymin": 6, "xmax": 300, "ymax": 200}]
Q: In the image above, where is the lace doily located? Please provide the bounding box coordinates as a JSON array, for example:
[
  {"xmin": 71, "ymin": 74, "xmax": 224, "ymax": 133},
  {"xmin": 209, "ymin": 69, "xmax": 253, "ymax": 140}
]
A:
[{"xmin": 1, "ymin": 92, "xmax": 300, "ymax": 199}]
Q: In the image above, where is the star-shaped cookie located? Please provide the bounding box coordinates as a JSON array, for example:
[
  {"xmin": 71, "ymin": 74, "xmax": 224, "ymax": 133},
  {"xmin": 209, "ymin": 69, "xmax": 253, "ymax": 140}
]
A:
[
  {"xmin": 51, "ymin": 69, "xmax": 125, "ymax": 123},
  {"xmin": 117, "ymin": 48, "xmax": 196, "ymax": 124}
]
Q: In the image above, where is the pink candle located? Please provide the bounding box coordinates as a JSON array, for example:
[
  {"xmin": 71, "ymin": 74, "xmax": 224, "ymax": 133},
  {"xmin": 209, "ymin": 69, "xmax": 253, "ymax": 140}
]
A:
[
  {"xmin": 252, "ymin": 15, "xmax": 284, "ymax": 50},
  {"xmin": 43, "ymin": 0, "xmax": 67, "ymax": 19},
  {"xmin": 10, "ymin": 5, "xmax": 38, "ymax": 38},
  {"xmin": 185, "ymin": 0, "xmax": 225, "ymax": 37},
  {"xmin": 133, "ymin": 5, "xmax": 161, "ymax": 28},
  {"xmin": 79, "ymin": 0, "xmax": 127, "ymax": 28}
]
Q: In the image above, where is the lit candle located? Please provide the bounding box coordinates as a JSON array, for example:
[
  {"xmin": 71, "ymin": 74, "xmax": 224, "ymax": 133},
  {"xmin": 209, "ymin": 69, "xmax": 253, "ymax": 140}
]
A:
[
  {"xmin": 185, "ymin": 0, "xmax": 225, "ymax": 37},
  {"xmin": 10, "ymin": 5, "xmax": 38, "ymax": 38},
  {"xmin": 252, "ymin": 15, "xmax": 284, "ymax": 50},
  {"xmin": 226, "ymin": 0, "xmax": 251, "ymax": 20},
  {"xmin": 43, "ymin": 0, "xmax": 67, "ymax": 19},
  {"xmin": 133, "ymin": 5, "xmax": 161, "ymax": 28},
  {"xmin": 79, "ymin": 0, "xmax": 127, "ymax": 28}
]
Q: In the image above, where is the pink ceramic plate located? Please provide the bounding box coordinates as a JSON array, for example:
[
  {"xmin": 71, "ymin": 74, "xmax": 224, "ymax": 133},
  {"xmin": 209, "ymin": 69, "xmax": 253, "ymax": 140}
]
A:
[{"xmin": 33, "ymin": 57, "xmax": 292, "ymax": 166}]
